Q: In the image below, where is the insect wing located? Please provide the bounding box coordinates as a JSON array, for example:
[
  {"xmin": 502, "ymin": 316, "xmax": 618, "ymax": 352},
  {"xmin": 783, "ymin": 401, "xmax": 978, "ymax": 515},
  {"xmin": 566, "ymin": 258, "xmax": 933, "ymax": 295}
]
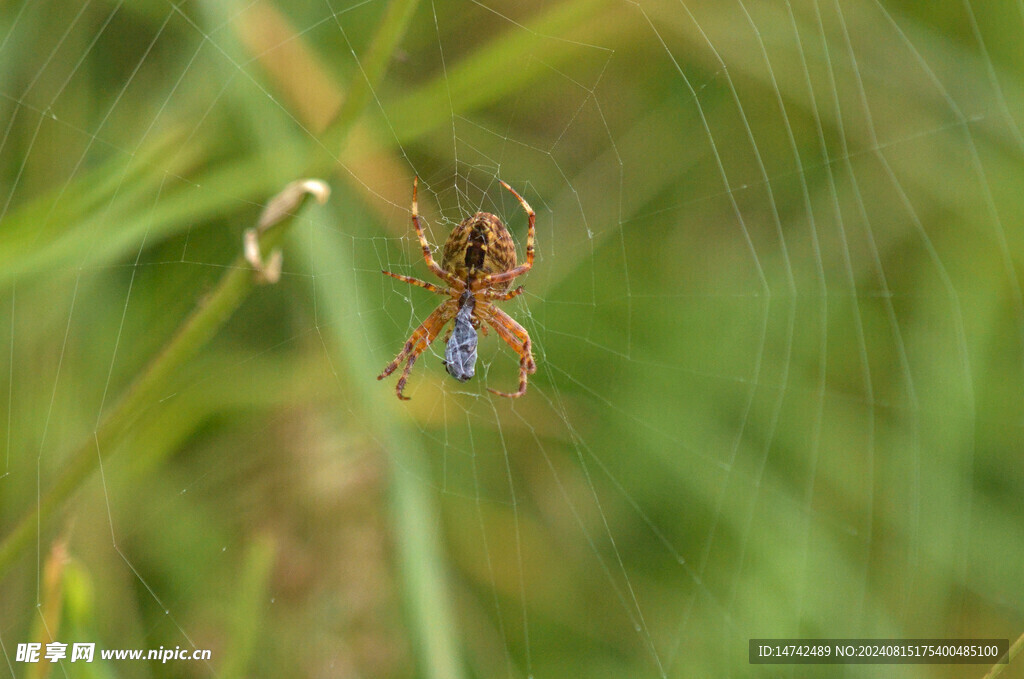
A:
[{"xmin": 445, "ymin": 304, "xmax": 478, "ymax": 382}]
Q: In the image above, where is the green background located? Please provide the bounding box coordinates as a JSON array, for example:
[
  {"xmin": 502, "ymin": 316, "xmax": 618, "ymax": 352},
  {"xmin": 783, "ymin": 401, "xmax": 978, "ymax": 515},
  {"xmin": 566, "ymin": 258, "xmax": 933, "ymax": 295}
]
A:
[{"xmin": 1, "ymin": 0, "xmax": 1022, "ymax": 677}]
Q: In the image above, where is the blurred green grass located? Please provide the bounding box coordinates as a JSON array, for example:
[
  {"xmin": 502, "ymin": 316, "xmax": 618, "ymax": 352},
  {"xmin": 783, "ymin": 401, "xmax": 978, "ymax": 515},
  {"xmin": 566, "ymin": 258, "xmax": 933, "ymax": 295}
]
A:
[{"xmin": 2, "ymin": 0, "xmax": 1024, "ymax": 677}]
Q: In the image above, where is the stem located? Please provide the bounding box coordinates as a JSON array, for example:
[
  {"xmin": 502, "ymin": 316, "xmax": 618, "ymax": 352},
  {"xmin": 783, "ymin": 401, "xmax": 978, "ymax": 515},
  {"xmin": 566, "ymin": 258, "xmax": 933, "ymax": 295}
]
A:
[
  {"xmin": 981, "ymin": 632, "xmax": 1024, "ymax": 679},
  {"xmin": 301, "ymin": 2, "xmax": 468, "ymax": 676},
  {"xmin": 296, "ymin": 223, "xmax": 464, "ymax": 679},
  {"xmin": 319, "ymin": 0, "xmax": 421, "ymax": 154},
  {"xmin": 0, "ymin": 184, "xmax": 326, "ymax": 576}
]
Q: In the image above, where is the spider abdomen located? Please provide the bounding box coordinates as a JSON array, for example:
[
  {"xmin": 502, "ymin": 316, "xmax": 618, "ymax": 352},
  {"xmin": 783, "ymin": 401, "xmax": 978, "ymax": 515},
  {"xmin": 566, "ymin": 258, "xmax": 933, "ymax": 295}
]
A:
[{"xmin": 441, "ymin": 212, "xmax": 517, "ymax": 287}]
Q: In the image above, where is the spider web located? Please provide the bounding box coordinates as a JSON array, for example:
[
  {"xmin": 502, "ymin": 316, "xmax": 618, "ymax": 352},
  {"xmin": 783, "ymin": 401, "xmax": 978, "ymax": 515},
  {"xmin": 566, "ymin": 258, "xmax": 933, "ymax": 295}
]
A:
[{"xmin": 1, "ymin": 0, "xmax": 1023, "ymax": 677}]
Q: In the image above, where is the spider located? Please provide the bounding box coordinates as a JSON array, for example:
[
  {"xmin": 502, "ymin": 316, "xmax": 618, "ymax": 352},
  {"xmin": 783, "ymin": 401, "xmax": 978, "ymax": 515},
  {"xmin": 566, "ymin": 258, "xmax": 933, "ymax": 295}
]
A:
[{"xmin": 378, "ymin": 177, "xmax": 537, "ymax": 400}]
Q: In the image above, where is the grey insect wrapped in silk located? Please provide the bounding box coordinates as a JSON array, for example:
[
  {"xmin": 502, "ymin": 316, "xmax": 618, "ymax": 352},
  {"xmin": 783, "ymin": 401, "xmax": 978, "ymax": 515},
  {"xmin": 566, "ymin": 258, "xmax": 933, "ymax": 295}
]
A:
[{"xmin": 444, "ymin": 291, "xmax": 478, "ymax": 381}]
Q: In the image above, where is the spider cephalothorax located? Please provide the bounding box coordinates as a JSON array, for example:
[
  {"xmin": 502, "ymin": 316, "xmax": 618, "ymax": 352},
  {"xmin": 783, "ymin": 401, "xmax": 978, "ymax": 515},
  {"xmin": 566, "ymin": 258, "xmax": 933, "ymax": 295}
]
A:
[
  {"xmin": 377, "ymin": 177, "xmax": 537, "ymax": 400},
  {"xmin": 440, "ymin": 213, "xmax": 517, "ymax": 285}
]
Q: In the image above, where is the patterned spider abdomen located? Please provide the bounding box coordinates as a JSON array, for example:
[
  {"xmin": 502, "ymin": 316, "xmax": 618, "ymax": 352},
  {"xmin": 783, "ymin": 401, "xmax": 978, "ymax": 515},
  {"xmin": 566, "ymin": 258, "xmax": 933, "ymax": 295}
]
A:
[
  {"xmin": 441, "ymin": 213, "xmax": 517, "ymax": 289},
  {"xmin": 444, "ymin": 291, "xmax": 478, "ymax": 382}
]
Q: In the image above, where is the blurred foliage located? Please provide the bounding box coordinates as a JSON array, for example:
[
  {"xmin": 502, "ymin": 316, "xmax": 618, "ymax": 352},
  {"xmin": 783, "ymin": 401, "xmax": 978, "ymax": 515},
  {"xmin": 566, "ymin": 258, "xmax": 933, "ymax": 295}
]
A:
[{"xmin": 1, "ymin": 0, "xmax": 1023, "ymax": 677}]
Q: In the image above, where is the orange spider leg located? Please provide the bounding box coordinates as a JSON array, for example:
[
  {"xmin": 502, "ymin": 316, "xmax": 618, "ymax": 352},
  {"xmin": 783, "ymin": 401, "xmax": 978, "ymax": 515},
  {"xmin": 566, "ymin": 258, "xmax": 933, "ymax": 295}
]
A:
[
  {"xmin": 478, "ymin": 302, "xmax": 536, "ymax": 398},
  {"xmin": 411, "ymin": 177, "xmax": 462, "ymax": 287},
  {"xmin": 381, "ymin": 269, "xmax": 455, "ymax": 296},
  {"xmin": 378, "ymin": 299, "xmax": 458, "ymax": 400},
  {"xmin": 481, "ymin": 285, "xmax": 525, "ymax": 302},
  {"xmin": 480, "ymin": 181, "xmax": 535, "ymax": 286}
]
